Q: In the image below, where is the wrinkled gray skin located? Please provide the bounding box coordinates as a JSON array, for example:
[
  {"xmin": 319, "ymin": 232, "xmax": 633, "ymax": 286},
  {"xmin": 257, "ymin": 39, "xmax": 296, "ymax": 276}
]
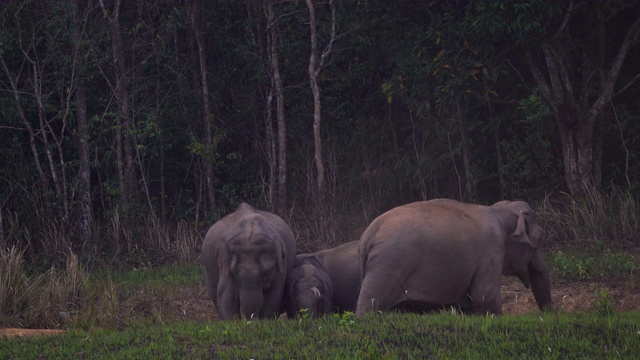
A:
[
  {"xmin": 293, "ymin": 241, "xmax": 361, "ymax": 314},
  {"xmin": 286, "ymin": 257, "xmax": 333, "ymax": 317},
  {"xmin": 356, "ymin": 199, "xmax": 552, "ymax": 316},
  {"xmin": 201, "ymin": 203, "xmax": 296, "ymax": 320}
]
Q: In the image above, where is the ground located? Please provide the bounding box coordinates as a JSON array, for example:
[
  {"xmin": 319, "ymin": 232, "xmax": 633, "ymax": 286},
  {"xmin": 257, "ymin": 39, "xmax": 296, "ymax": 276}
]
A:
[{"xmin": 3, "ymin": 277, "xmax": 639, "ymax": 338}]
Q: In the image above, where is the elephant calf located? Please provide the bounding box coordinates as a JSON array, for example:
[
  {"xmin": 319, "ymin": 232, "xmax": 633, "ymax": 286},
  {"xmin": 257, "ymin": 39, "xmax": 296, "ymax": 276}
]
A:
[
  {"xmin": 289, "ymin": 241, "xmax": 361, "ymax": 316},
  {"xmin": 201, "ymin": 202, "xmax": 296, "ymax": 320},
  {"xmin": 286, "ymin": 257, "xmax": 334, "ymax": 317},
  {"xmin": 356, "ymin": 199, "xmax": 552, "ymax": 316}
]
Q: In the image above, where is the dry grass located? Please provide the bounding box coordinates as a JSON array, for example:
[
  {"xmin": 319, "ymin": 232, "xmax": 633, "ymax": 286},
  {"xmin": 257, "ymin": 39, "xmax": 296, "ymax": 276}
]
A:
[
  {"xmin": 539, "ymin": 187, "xmax": 640, "ymax": 246},
  {"xmin": 0, "ymin": 247, "xmax": 88, "ymax": 328}
]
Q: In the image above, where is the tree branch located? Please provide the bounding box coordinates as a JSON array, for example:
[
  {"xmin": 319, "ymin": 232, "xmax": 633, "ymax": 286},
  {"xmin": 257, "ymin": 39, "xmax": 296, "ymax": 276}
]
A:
[
  {"xmin": 316, "ymin": 0, "xmax": 337, "ymax": 76},
  {"xmin": 551, "ymin": 1, "xmax": 574, "ymax": 41},
  {"xmin": 613, "ymin": 71, "xmax": 640, "ymax": 98},
  {"xmin": 589, "ymin": 16, "xmax": 640, "ymax": 121}
]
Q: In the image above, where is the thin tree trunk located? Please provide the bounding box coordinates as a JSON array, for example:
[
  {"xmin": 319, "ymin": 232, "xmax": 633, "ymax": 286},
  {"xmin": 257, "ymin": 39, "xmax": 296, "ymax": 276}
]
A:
[
  {"xmin": 30, "ymin": 58, "xmax": 64, "ymax": 209},
  {"xmin": 190, "ymin": 0, "xmax": 216, "ymax": 211},
  {"xmin": 249, "ymin": 0, "xmax": 276, "ymax": 209},
  {"xmin": 266, "ymin": 87, "xmax": 276, "ymax": 208},
  {"xmin": 105, "ymin": 0, "xmax": 137, "ymax": 206},
  {"xmin": 153, "ymin": 42, "xmax": 167, "ymax": 221},
  {"xmin": 76, "ymin": 84, "xmax": 92, "ymax": 249},
  {"xmin": 0, "ymin": 55, "xmax": 47, "ymax": 188},
  {"xmin": 486, "ymin": 91, "xmax": 504, "ymax": 199},
  {"xmin": 73, "ymin": 0, "xmax": 92, "ymax": 246},
  {"xmin": 457, "ymin": 102, "xmax": 476, "ymax": 202},
  {"xmin": 306, "ymin": 0, "xmax": 325, "ymax": 196},
  {"xmin": 267, "ymin": 1, "xmax": 287, "ymax": 214}
]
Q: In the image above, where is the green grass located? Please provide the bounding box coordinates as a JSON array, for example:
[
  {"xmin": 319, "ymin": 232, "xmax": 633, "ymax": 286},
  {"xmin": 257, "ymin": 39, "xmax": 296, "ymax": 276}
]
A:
[
  {"xmin": 548, "ymin": 245, "xmax": 637, "ymax": 281},
  {"xmin": 2, "ymin": 311, "xmax": 640, "ymax": 359}
]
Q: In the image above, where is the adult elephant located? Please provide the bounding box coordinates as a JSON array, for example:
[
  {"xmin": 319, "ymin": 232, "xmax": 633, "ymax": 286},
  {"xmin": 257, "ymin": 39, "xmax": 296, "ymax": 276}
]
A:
[
  {"xmin": 201, "ymin": 203, "xmax": 296, "ymax": 320},
  {"xmin": 294, "ymin": 241, "xmax": 361, "ymax": 314},
  {"xmin": 356, "ymin": 199, "xmax": 552, "ymax": 316}
]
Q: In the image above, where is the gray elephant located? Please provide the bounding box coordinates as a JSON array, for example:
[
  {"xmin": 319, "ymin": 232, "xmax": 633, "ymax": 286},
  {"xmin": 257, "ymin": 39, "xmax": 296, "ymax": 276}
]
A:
[
  {"xmin": 292, "ymin": 241, "xmax": 361, "ymax": 314},
  {"xmin": 201, "ymin": 202, "xmax": 296, "ymax": 320},
  {"xmin": 286, "ymin": 257, "xmax": 334, "ymax": 317},
  {"xmin": 356, "ymin": 199, "xmax": 552, "ymax": 316}
]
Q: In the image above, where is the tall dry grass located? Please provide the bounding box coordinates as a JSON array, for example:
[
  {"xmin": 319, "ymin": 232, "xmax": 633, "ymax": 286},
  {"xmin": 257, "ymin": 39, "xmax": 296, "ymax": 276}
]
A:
[
  {"xmin": 539, "ymin": 187, "xmax": 640, "ymax": 246},
  {"xmin": 0, "ymin": 246, "xmax": 88, "ymax": 328}
]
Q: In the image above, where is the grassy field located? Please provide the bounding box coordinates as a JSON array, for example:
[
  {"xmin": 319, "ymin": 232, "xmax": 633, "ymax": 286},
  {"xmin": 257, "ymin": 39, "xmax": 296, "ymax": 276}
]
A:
[
  {"xmin": 2, "ymin": 191, "xmax": 640, "ymax": 358},
  {"xmin": 1, "ymin": 246, "xmax": 640, "ymax": 359},
  {"xmin": 2, "ymin": 311, "xmax": 640, "ymax": 359}
]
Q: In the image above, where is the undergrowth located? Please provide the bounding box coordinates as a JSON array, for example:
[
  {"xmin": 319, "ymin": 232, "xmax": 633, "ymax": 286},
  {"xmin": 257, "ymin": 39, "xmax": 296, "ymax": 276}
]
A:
[{"xmin": 549, "ymin": 246, "xmax": 636, "ymax": 281}]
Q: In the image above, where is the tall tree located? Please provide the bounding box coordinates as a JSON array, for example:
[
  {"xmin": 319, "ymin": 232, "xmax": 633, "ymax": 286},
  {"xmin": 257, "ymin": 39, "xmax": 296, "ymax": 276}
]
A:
[
  {"xmin": 306, "ymin": 0, "xmax": 336, "ymax": 199},
  {"xmin": 189, "ymin": 0, "xmax": 217, "ymax": 212},
  {"xmin": 100, "ymin": 0, "xmax": 138, "ymax": 207},
  {"xmin": 73, "ymin": 0, "xmax": 92, "ymax": 248},
  {"xmin": 520, "ymin": 1, "xmax": 640, "ymax": 196},
  {"xmin": 266, "ymin": 1, "xmax": 287, "ymax": 214}
]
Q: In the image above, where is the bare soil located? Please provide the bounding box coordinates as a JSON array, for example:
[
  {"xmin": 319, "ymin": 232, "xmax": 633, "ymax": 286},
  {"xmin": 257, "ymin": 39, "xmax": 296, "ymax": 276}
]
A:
[{"xmin": 3, "ymin": 278, "xmax": 639, "ymax": 338}]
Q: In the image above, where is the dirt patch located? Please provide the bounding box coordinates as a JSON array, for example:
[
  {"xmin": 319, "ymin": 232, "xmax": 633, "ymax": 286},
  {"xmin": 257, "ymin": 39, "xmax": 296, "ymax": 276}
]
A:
[
  {"xmin": 163, "ymin": 279, "xmax": 640, "ymax": 319},
  {"xmin": 3, "ymin": 278, "xmax": 639, "ymax": 337},
  {"xmin": 0, "ymin": 328, "xmax": 65, "ymax": 338},
  {"xmin": 501, "ymin": 277, "xmax": 640, "ymax": 314}
]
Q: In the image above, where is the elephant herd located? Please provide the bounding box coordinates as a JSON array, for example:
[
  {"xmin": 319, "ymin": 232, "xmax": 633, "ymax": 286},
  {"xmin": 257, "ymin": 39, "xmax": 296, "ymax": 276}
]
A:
[{"xmin": 201, "ymin": 199, "xmax": 553, "ymax": 320}]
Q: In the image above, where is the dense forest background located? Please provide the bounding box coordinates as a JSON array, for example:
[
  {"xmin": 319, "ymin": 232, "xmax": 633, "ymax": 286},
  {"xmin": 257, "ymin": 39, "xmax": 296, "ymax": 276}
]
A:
[{"xmin": 1, "ymin": 0, "xmax": 639, "ymax": 267}]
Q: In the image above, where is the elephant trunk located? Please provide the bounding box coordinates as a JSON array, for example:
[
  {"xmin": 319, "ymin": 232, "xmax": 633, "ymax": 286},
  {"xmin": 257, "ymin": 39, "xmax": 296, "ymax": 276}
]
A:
[
  {"xmin": 529, "ymin": 250, "xmax": 553, "ymax": 311},
  {"xmin": 530, "ymin": 269, "xmax": 552, "ymax": 311},
  {"xmin": 298, "ymin": 297, "xmax": 321, "ymax": 317},
  {"xmin": 238, "ymin": 287, "xmax": 264, "ymax": 320}
]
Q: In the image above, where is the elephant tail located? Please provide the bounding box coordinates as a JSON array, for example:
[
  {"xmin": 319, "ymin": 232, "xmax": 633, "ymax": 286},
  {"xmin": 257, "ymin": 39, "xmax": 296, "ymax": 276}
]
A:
[{"xmin": 358, "ymin": 234, "xmax": 374, "ymax": 286}]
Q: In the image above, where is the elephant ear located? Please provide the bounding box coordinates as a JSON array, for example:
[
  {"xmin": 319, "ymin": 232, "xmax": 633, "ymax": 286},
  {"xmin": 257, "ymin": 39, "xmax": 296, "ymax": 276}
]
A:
[
  {"xmin": 216, "ymin": 240, "xmax": 231, "ymax": 276},
  {"xmin": 267, "ymin": 229, "xmax": 286, "ymax": 274},
  {"xmin": 512, "ymin": 210, "xmax": 533, "ymax": 247}
]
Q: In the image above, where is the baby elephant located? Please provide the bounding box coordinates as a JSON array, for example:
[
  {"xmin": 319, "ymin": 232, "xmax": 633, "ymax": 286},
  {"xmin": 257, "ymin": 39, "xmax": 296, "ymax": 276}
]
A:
[
  {"xmin": 286, "ymin": 257, "xmax": 334, "ymax": 317},
  {"xmin": 287, "ymin": 241, "xmax": 361, "ymax": 317}
]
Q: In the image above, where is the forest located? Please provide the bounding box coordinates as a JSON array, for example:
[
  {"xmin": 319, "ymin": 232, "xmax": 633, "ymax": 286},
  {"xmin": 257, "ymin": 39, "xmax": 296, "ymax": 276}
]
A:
[{"xmin": 1, "ymin": 0, "xmax": 640, "ymax": 268}]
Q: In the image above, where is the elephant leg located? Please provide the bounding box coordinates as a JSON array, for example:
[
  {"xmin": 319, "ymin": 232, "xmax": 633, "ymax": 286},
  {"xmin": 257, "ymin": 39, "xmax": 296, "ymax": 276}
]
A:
[
  {"xmin": 356, "ymin": 270, "xmax": 402, "ymax": 316},
  {"xmin": 216, "ymin": 276, "xmax": 240, "ymax": 320},
  {"xmin": 261, "ymin": 277, "xmax": 286, "ymax": 318},
  {"xmin": 204, "ymin": 271, "xmax": 218, "ymax": 308},
  {"xmin": 468, "ymin": 268, "xmax": 502, "ymax": 315}
]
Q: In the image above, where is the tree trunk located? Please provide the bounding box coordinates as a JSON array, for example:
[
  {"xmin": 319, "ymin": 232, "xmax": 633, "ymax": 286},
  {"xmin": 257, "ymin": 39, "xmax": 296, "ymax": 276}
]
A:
[
  {"xmin": 0, "ymin": 55, "xmax": 47, "ymax": 189},
  {"xmin": 457, "ymin": 102, "xmax": 476, "ymax": 202},
  {"xmin": 108, "ymin": 0, "xmax": 137, "ymax": 206},
  {"xmin": 267, "ymin": 1, "xmax": 287, "ymax": 214},
  {"xmin": 152, "ymin": 41, "xmax": 167, "ymax": 221},
  {"xmin": 306, "ymin": 0, "xmax": 326, "ymax": 197},
  {"xmin": 525, "ymin": 13, "xmax": 640, "ymax": 197},
  {"xmin": 75, "ymin": 83, "xmax": 92, "ymax": 249},
  {"xmin": 248, "ymin": 0, "xmax": 276, "ymax": 209},
  {"xmin": 190, "ymin": 0, "xmax": 216, "ymax": 211}
]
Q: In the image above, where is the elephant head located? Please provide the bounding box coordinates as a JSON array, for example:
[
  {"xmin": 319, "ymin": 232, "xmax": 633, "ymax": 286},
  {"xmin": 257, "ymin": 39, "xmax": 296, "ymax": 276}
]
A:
[
  {"xmin": 202, "ymin": 202, "xmax": 296, "ymax": 320},
  {"xmin": 286, "ymin": 257, "xmax": 333, "ymax": 317},
  {"xmin": 493, "ymin": 200, "xmax": 552, "ymax": 311}
]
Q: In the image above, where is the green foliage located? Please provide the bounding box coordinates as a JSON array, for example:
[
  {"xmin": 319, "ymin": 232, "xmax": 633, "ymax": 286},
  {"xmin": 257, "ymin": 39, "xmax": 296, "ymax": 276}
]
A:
[
  {"xmin": 549, "ymin": 248, "xmax": 636, "ymax": 281},
  {"xmin": 335, "ymin": 310, "xmax": 356, "ymax": 328},
  {"xmin": 594, "ymin": 287, "xmax": 615, "ymax": 316}
]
